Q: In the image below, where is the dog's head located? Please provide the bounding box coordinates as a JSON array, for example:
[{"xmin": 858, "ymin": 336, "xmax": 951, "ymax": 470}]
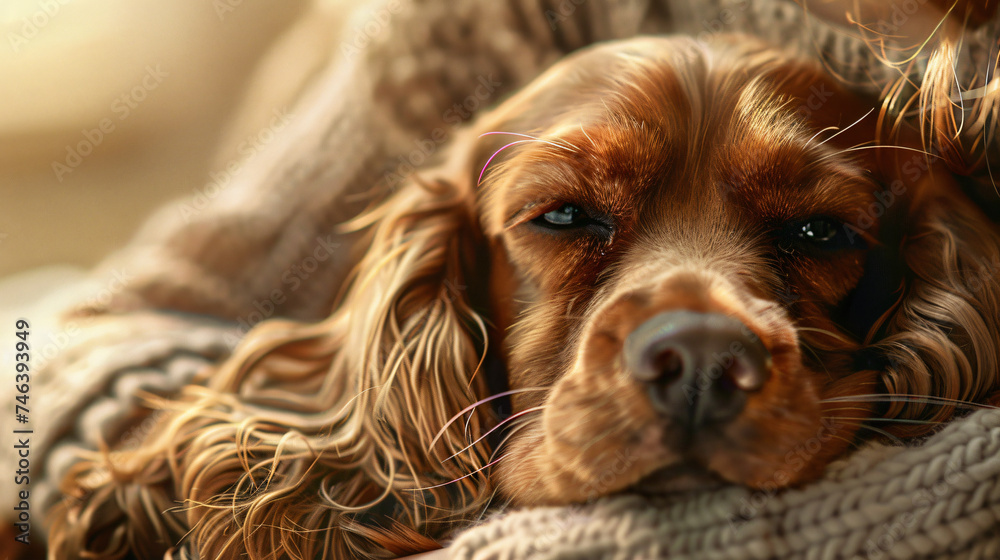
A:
[
  {"xmin": 50, "ymin": 35, "xmax": 1000, "ymax": 559},
  {"xmin": 443, "ymin": 36, "xmax": 1000, "ymax": 504}
]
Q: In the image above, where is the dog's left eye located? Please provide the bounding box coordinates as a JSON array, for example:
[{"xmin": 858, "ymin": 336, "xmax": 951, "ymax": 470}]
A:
[
  {"xmin": 797, "ymin": 219, "xmax": 838, "ymax": 243},
  {"xmin": 784, "ymin": 217, "xmax": 862, "ymax": 251}
]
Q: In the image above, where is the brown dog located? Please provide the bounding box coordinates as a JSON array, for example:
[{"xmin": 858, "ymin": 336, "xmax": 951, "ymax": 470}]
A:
[{"xmin": 50, "ymin": 35, "xmax": 1000, "ymax": 559}]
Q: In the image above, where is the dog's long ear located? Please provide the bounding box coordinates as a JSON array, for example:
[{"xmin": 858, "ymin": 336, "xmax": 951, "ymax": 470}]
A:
[
  {"xmin": 866, "ymin": 161, "xmax": 1000, "ymax": 436},
  {"xmin": 47, "ymin": 159, "xmax": 494, "ymax": 559}
]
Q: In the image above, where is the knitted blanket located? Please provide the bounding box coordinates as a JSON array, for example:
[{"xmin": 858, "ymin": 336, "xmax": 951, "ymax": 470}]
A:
[
  {"xmin": 451, "ymin": 409, "xmax": 1000, "ymax": 559},
  {"xmin": 10, "ymin": 0, "xmax": 999, "ymax": 556}
]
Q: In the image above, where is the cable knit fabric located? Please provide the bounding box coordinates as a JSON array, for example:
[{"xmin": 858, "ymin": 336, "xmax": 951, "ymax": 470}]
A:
[
  {"xmin": 15, "ymin": 0, "xmax": 999, "ymax": 555},
  {"xmin": 450, "ymin": 410, "xmax": 1000, "ymax": 559}
]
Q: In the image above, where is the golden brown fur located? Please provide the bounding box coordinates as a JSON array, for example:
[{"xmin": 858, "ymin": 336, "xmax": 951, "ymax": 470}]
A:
[{"xmin": 49, "ymin": 34, "xmax": 1000, "ymax": 559}]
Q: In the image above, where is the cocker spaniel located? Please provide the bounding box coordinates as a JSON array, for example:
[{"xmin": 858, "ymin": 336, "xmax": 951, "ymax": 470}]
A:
[{"xmin": 50, "ymin": 35, "xmax": 1000, "ymax": 559}]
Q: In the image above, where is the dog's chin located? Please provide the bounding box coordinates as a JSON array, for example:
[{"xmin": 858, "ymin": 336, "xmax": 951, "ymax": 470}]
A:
[{"xmin": 632, "ymin": 463, "xmax": 729, "ymax": 495}]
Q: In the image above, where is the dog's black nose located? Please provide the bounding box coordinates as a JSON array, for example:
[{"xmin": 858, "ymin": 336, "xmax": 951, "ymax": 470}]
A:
[{"xmin": 624, "ymin": 311, "xmax": 772, "ymax": 430}]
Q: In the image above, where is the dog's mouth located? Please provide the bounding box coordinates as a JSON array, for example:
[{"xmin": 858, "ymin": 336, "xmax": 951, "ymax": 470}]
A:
[{"xmin": 633, "ymin": 462, "xmax": 728, "ymax": 495}]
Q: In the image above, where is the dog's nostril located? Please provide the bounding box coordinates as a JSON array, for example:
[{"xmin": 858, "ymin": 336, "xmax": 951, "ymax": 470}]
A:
[
  {"xmin": 624, "ymin": 311, "xmax": 772, "ymax": 430},
  {"xmin": 716, "ymin": 368, "xmax": 739, "ymax": 393},
  {"xmin": 648, "ymin": 348, "xmax": 684, "ymax": 382}
]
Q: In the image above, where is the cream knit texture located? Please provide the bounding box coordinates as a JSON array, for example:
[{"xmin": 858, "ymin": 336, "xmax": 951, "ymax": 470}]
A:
[{"xmin": 452, "ymin": 410, "xmax": 1000, "ymax": 559}]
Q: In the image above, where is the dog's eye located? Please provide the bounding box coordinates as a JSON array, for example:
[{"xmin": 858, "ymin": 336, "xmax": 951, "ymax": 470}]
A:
[
  {"xmin": 784, "ymin": 217, "xmax": 863, "ymax": 251},
  {"xmin": 797, "ymin": 219, "xmax": 838, "ymax": 243},
  {"xmin": 533, "ymin": 203, "xmax": 590, "ymax": 228},
  {"xmin": 528, "ymin": 203, "xmax": 613, "ymax": 238},
  {"xmin": 537, "ymin": 204, "xmax": 585, "ymax": 227}
]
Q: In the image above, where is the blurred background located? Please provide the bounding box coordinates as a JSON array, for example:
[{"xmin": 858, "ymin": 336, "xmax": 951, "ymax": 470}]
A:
[{"xmin": 0, "ymin": 0, "xmax": 356, "ymax": 280}]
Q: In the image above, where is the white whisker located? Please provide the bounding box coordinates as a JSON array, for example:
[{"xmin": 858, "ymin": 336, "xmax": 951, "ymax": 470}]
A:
[
  {"xmin": 408, "ymin": 455, "xmax": 506, "ymax": 492},
  {"xmin": 952, "ymin": 46, "xmax": 966, "ymax": 135},
  {"xmin": 476, "ymin": 132, "xmax": 579, "ymax": 184},
  {"xmin": 478, "ymin": 139, "xmax": 533, "ymax": 185},
  {"xmin": 821, "ymin": 394, "xmax": 997, "ymax": 410},
  {"xmin": 816, "ymin": 108, "xmax": 874, "ymax": 146},
  {"xmin": 443, "ymin": 406, "xmax": 545, "ymax": 463},
  {"xmin": 579, "ymin": 122, "xmax": 596, "ymax": 147},
  {"xmin": 807, "ymin": 125, "xmax": 840, "ymax": 146},
  {"xmin": 479, "ymin": 131, "xmax": 577, "ymax": 152},
  {"xmin": 488, "ymin": 418, "xmax": 537, "ymax": 464},
  {"xmin": 818, "ymin": 143, "xmax": 943, "ymax": 162},
  {"xmin": 854, "ymin": 423, "xmax": 898, "ymax": 440},
  {"xmin": 428, "ymin": 387, "xmax": 546, "ymax": 452}
]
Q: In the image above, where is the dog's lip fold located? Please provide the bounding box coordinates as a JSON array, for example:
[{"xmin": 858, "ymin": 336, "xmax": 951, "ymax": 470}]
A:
[{"xmin": 633, "ymin": 462, "xmax": 727, "ymax": 495}]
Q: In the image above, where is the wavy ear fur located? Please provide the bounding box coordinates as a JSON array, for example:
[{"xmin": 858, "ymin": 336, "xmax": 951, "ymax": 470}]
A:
[
  {"xmin": 869, "ymin": 168, "xmax": 1000, "ymax": 436},
  {"xmin": 48, "ymin": 169, "xmax": 494, "ymax": 559}
]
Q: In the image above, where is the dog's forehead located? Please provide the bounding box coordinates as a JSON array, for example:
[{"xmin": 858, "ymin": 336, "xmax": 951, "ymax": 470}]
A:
[
  {"xmin": 536, "ymin": 82, "xmax": 846, "ymax": 207},
  {"xmin": 482, "ymin": 38, "xmax": 878, "ymax": 236}
]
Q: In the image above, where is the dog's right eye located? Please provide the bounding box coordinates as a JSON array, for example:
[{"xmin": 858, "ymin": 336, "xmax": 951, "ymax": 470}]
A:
[
  {"xmin": 536, "ymin": 204, "xmax": 586, "ymax": 228},
  {"xmin": 527, "ymin": 202, "xmax": 614, "ymax": 239}
]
